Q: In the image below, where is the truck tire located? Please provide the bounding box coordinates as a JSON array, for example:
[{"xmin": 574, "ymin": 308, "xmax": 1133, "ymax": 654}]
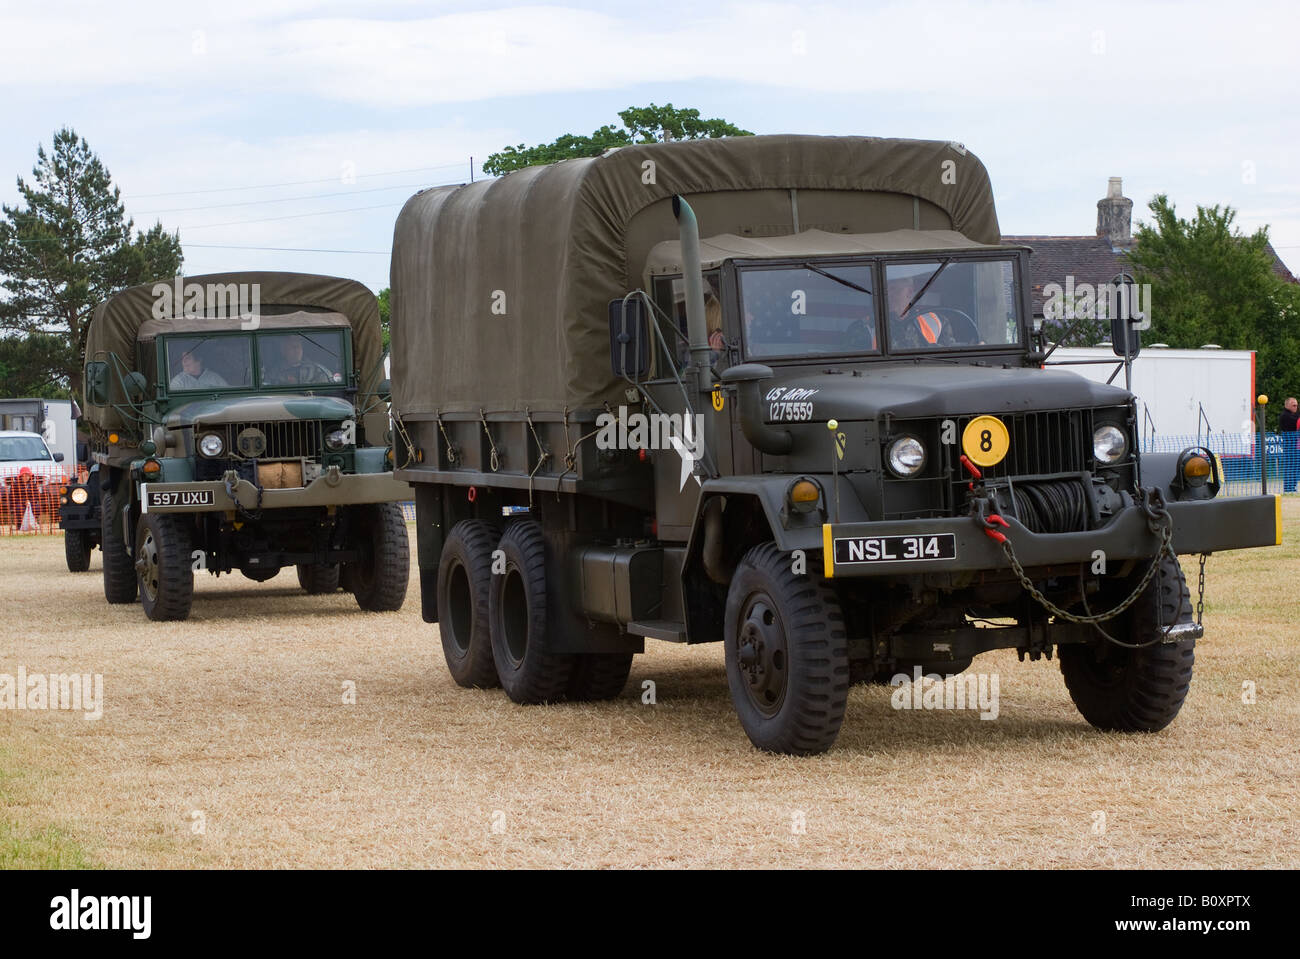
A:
[
  {"xmin": 567, "ymin": 654, "xmax": 634, "ymax": 701},
  {"xmin": 136, "ymin": 512, "xmax": 194, "ymax": 622},
  {"xmin": 436, "ymin": 520, "xmax": 500, "ymax": 689},
  {"xmin": 1059, "ymin": 553, "xmax": 1195, "ymax": 733},
  {"xmin": 297, "ymin": 563, "xmax": 340, "ymax": 594},
  {"xmin": 349, "ymin": 503, "xmax": 409, "ymax": 612},
  {"xmin": 64, "ymin": 528, "xmax": 93, "ymax": 572},
  {"xmin": 724, "ymin": 543, "xmax": 850, "ymax": 755},
  {"xmin": 100, "ymin": 488, "xmax": 138, "ymax": 604},
  {"xmin": 489, "ymin": 521, "xmax": 574, "ymax": 703}
]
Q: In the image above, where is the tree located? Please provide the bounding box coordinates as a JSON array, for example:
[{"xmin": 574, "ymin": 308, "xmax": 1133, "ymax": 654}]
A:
[
  {"xmin": 0, "ymin": 128, "xmax": 183, "ymax": 402},
  {"xmin": 483, "ymin": 104, "xmax": 753, "ymax": 176},
  {"xmin": 377, "ymin": 287, "xmax": 390, "ymax": 352},
  {"xmin": 0, "ymin": 332, "xmax": 68, "ymax": 398},
  {"xmin": 1126, "ymin": 194, "xmax": 1297, "ymax": 427}
]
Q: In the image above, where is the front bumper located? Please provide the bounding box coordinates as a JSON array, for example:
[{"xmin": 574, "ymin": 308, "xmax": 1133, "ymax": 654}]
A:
[
  {"xmin": 139, "ymin": 469, "xmax": 411, "ymax": 514},
  {"xmin": 822, "ymin": 494, "xmax": 1280, "ymax": 578}
]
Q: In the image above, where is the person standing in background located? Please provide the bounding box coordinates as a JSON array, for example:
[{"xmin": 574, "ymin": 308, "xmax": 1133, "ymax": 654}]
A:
[{"xmin": 1280, "ymin": 397, "xmax": 1299, "ymax": 492}]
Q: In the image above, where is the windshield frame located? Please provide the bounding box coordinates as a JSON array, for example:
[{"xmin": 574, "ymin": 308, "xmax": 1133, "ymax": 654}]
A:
[
  {"xmin": 733, "ymin": 251, "xmax": 1027, "ymax": 364},
  {"xmin": 157, "ymin": 327, "xmax": 353, "ymax": 396},
  {"xmin": 880, "ymin": 253, "xmax": 1025, "ymax": 356}
]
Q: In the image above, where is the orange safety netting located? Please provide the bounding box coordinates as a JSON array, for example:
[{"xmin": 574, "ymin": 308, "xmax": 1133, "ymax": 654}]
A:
[{"xmin": 0, "ymin": 465, "xmax": 76, "ymax": 536}]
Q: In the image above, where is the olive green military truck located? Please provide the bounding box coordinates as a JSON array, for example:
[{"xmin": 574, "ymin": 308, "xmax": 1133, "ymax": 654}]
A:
[
  {"xmin": 83, "ymin": 272, "xmax": 410, "ymax": 621},
  {"xmin": 389, "ymin": 135, "xmax": 1279, "ymax": 755}
]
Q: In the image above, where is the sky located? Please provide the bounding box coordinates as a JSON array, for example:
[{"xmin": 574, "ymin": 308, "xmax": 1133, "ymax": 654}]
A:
[{"xmin": 2, "ymin": 0, "xmax": 1297, "ymax": 293}]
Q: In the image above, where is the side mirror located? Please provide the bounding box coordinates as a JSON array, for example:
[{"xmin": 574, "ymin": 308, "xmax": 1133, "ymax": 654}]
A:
[
  {"xmin": 608, "ymin": 297, "xmax": 650, "ymax": 379},
  {"xmin": 53, "ymin": 452, "xmax": 65, "ymax": 462},
  {"xmin": 123, "ymin": 371, "xmax": 148, "ymax": 402},
  {"xmin": 1110, "ymin": 312, "xmax": 1141, "ymax": 359}
]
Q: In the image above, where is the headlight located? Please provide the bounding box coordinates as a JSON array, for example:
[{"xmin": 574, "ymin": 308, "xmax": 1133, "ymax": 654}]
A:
[
  {"xmin": 199, "ymin": 432, "xmax": 225, "ymax": 457},
  {"xmin": 70, "ymin": 487, "xmax": 89, "ymax": 505},
  {"xmin": 325, "ymin": 428, "xmax": 350, "ymax": 451},
  {"xmin": 1092, "ymin": 425, "xmax": 1128, "ymax": 463},
  {"xmin": 887, "ymin": 436, "xmax": 926, "ymax": 476}
]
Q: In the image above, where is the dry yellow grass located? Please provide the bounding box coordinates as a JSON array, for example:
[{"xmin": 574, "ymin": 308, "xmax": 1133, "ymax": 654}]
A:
[{"xmin": 1, "ymin": 504, "xmax": 1297, "ymax": 869}]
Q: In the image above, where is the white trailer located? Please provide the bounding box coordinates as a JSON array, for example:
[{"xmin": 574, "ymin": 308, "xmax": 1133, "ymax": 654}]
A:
[{"xmin": 1047, "ymin": 346, "xmax": 1254, "ymax": 443}]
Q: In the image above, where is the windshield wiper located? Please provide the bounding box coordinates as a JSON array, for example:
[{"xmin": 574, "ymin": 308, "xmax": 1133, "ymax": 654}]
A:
[
  {"xmin": 900, "ymin": 257, "xmax": 952, "ymax": 316},
  {"xmin": 802, "ymin": 262, "xmax": 872, "ymax": 296}
]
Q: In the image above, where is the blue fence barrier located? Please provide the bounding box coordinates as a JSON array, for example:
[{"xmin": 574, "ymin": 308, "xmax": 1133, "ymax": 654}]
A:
[{"xmin": 1142, "ymin": 432, "xmax": 1298, "ymax": 496}]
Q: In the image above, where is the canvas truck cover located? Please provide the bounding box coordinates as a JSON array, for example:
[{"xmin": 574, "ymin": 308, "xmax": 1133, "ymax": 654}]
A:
[
  {"xmin": 389, "ymin": 134, "xmax": 1000, "ymax": 417},
  {"xmin": 83, "ymin": 271, "xmax": 384, "ymax": 431}
]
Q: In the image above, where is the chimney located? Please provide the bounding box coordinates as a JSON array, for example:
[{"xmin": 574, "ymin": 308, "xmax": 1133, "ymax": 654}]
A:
[{"xmin": 1097, "ymin": 176, "xmax": 1134, "ymax": 249}]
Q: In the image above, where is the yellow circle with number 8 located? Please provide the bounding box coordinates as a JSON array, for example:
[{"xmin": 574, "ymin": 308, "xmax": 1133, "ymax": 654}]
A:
[{"xmin": 962, "ymin": 415, "xmax": 1010, "ymax": 467}]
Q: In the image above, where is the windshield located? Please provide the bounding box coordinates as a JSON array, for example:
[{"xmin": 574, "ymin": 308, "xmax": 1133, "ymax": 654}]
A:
[
  {"xmin": 885, "ymin": 258, "xmax": 1020, "ymax": 350},
  {"xmin": 259, "ymin": 331, "xmax": 345, "ymax": 387},
  {"xmin": 166, "ymin": 335, "xmax": 254, "ymax": 391},
  {"xmin": 0, "ymin": 436, "xmax": 52, "ymax": 461},
  {"xmin": 740, "ymin": 264, "xmax": 878, "ymax": 359}
]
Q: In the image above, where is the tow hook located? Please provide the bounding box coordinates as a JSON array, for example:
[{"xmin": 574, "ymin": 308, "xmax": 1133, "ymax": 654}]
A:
[{"xmin": 973, "ymin": 498, "xmax": 1010, "ymax": 543}]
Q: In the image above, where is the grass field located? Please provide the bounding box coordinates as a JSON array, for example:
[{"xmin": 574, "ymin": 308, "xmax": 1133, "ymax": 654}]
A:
[{"xmin": 1, "ymin": 506, "xmax": 1297, "ymax": 869}]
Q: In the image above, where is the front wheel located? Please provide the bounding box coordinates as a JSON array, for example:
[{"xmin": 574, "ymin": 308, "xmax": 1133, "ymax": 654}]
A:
[
  {"xmin": 135, "ymin": 512, "xmax": 194, "ymax": 621},
  {"xmin": 348, "ymin": 503, "xmax": 409, "ymax": 612},
  {"xmin": 64, "ymin": 528, "xmax": 93, "ymax": 572},
  {"xmin": 1059, "ymin": 553, "xmax": 1195, "ymax": 732},
  {"xmin": 724, "ymin": 543, "xmax": 850, "ymax": 755}
]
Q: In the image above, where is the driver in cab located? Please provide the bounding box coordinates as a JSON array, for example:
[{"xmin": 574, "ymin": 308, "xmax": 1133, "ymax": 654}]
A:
[
  {"xmin": 269, "ymin": 335, "xmax": 334, "ymax": 385},
  {"xmin": 887, "ymin": 272, "xmax": 956, "ymax": 349}
]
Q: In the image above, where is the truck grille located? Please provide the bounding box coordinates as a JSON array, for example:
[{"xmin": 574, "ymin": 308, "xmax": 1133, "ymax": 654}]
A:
[
  {"xmin": 944, "ymin": 410, "xmax": 1092, "ymax": 478},
  {"xmin": 224, "ymin": 420, "xmax": 324, "ymax": 460}
]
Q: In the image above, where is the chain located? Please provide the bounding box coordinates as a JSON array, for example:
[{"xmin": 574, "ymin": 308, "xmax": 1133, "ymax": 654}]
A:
[
  {"xmin": 1197, "ymin": 552, "xmax": 1208, "ymax": 626},
  {"xmin": 999, "ymin": 521, "xmax": 1174, "ymax": 626}
]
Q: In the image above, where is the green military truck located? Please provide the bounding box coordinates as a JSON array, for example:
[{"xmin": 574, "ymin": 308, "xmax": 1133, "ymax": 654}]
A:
[
  {"xmin": 389, "ymin": 135, "xmax": 1279, "ymax": 755},
  {"xmin": 83, "ymin": 271, "xmax": 410, "ymax": 621}
]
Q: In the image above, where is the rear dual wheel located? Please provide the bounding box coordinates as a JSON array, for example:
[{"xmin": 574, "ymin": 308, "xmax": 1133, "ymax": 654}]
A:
[{"xmin": 435, "ymin": 519, "xmax": 633, "ymax": 702}]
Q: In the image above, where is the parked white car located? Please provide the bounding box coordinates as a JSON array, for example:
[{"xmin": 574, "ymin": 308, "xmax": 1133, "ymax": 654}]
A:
[{"xmin": 0, "ymin": 430, "xmax": 67, "ymax": 479}]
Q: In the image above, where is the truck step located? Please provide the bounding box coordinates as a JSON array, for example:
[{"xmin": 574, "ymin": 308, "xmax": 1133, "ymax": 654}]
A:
[{"xmin": 626, "ymin": 620, "xmax": 688, "ymax": 643}]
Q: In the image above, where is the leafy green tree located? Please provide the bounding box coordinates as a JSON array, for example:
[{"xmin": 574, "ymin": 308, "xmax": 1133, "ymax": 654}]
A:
[
  {"xmin": 0, "ymin": 128, "xmax": 183, "ymax": 401},
  {"xmin": 483, "ymin": 104, "xmax": 753, "ymax": 176},
  {"xmin": 0, "ymin": 332, "xmax": 69, "ymax": 399},
  {"xmin": 377, "ymin": 287, "xmax": 390, "ymax": 352},
  {"xmin": 1126, "ymin": 195, "xmax": 1298, "ymax": 427}
]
